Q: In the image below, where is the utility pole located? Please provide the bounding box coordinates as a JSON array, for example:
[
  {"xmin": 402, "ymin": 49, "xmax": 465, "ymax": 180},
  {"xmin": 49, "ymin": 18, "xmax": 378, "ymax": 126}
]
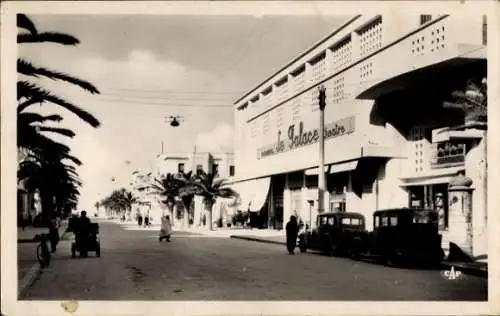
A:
[{"xmin": 318, "ymin": 85, "xmax": 327, "ymax": 214}]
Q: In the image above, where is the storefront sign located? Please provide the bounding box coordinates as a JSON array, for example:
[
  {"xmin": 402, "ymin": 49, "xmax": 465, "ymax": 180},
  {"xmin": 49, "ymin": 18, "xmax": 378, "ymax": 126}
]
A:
[
  {"xmin": 431, "ymin": 142, "xmax": 466, "ymax": 169},
  {"xmin": 257, "ymin": 116, "xmax": 355, "ymax": 159}
]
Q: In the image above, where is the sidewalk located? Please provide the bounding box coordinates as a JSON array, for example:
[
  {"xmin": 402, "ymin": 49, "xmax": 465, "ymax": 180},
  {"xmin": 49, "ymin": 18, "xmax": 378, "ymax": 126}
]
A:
[
  {"xmin": 180, "ymin": 226, "xmax": 285, "ymax": 239},
  {"xmin": 17, "ymin": 220, "xmax": 68, "ymax": 298}
]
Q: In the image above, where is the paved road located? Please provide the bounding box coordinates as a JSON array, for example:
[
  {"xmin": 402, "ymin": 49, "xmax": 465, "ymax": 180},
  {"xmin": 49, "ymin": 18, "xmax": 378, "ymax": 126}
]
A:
[{"xmin": 23, "ymin": 220, "xmax": 487, "ymax": 301}]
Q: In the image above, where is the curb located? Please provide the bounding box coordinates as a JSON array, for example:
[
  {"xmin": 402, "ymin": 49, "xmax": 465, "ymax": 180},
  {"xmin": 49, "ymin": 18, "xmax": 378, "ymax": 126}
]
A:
[
  {"xmin": 18, "ymin": 225, "xmax": 68, "ymax": 299},
  {"xmin": 230, "ymin": 235, "xmax": 286, "ymax": 246},
  {"xmin": 441, "ymin": 261, "xmax": 487, "ymax": 278}
]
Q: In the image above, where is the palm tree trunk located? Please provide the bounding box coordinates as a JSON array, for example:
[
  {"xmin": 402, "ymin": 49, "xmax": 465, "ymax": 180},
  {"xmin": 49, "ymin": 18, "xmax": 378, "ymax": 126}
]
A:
[{"xmin": 206, "ymin": 201, "xmax": 214, "ymax": 231}]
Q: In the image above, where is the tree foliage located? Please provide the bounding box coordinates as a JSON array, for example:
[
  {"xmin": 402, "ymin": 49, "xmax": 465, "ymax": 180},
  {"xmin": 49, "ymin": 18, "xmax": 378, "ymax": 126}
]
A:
[{"xmin": 17, "ymin": 14, "xmax": 101, "ymax": 220}]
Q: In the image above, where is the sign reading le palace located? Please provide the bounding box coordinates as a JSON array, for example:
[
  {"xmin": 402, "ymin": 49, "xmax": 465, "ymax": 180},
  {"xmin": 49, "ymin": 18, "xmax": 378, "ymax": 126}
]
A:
[{"xmin": 257, "ymin": 116, "xmax": 355, "ymax": 159}]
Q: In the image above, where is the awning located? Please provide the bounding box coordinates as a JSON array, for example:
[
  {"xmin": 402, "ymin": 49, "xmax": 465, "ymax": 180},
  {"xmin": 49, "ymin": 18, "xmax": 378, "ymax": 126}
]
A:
[
  {"xmin": 399, "ymin": 166, "xmax": 465, "ymax": 187},
  {"xmin": 330, "ymin": 160, "xmax": 358, "ymax": 174},
  {"xmin": 229, "ymin": 177, "xmax": 271, "ymax": 212}
]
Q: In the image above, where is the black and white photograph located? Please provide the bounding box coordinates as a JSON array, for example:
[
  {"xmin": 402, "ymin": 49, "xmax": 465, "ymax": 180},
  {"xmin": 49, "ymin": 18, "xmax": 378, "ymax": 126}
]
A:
[{"xmin": 1, "ymin": 1, "xmax": 498, "ymax": 315}]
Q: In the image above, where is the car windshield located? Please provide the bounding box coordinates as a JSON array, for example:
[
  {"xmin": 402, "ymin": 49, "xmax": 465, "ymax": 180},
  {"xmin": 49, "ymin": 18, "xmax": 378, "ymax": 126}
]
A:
[{"xmin": 341, "ymin": 217, "xmax": 363, "ymax": 226}]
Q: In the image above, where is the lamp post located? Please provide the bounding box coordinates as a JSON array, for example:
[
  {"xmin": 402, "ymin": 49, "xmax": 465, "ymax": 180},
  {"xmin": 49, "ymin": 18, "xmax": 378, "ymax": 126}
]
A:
[{"xmin": 317, "ymin": 85, "xmax": 327, "ymax": 215}]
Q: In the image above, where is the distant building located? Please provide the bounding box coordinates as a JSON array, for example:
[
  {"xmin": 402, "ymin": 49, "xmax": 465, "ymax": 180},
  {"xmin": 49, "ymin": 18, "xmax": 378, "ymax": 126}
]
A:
[
  {"xmin": 155, "ymin": 149, "xmax": 235, "ymax": 179},
  {"xmin": 231, "ymin": 14, "xmax": 487, "ymax": 256},
  {"xmin": 17, "ymin": 148, "xmax": 42, "ymax": 225},
  {"xmin": 154, "ymin": 148, "xmax": 236, "ymax": 227}
]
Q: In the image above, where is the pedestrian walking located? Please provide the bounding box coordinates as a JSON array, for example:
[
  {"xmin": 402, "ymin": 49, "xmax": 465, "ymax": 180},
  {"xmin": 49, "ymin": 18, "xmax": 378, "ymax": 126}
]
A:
[
  {"xmin": 144, "ymin": 214, "xmax": 150, "ymax": 227},
  {"xmin": 138, "ymin": 213, "xmax": 143, "ymax": 226},
  {"xmin": 285, "ymin": 215, "xmax": 299, "ymax": 255},
  {"xmin": 159, "ymin": 215, "xmax": 172, "ymax": 242},
  {"xmin": 48, "ymin": 215, "xmax": 60, "ymax": 253}
]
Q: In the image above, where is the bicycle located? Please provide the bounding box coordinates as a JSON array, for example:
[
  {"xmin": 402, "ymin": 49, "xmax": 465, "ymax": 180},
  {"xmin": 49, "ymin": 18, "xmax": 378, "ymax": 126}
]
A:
[{"xmin": 34, "ymin": 233, "xmax": 51, "ymax": 268}]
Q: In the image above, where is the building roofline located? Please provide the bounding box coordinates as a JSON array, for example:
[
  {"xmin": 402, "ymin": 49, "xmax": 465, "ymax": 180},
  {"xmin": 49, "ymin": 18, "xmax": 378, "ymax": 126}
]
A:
[{"xmin": 233, "ymin": 14, "xmax": 362, "ymax": 105}]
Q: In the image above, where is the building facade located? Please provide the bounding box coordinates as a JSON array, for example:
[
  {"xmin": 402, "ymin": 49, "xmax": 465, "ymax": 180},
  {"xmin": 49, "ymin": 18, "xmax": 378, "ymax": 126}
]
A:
[
  {"xmin": 231, "ymin": 14, "xmax": 487, "ymax": 255},
  {"xmin": 154, "ymin": 150, "xmax": 236, "ymax": 227},
  {"xmin": 155, "ymin": 150, "xmax": 235, "ymax": 179}
]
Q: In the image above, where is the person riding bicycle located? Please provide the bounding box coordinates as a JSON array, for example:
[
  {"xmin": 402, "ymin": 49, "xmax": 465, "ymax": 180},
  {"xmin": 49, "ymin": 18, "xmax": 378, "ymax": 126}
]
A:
[{"xmin": 74, "ymin": 210, "xmax": 92, "ymax": 255}]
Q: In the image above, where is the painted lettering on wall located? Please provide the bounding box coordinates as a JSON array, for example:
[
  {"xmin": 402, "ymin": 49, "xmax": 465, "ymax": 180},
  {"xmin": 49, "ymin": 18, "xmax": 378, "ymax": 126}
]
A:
[{"xmin": 257, "ymin": 116, "xmax": 355, "ymax": 159}]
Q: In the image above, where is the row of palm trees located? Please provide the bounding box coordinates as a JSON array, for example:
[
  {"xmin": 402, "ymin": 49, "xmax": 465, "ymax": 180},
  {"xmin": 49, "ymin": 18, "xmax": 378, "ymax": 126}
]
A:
[
  {"xmin": 99, "ymin": 170, "xmax": 240, "ymax": 230},
  {"xmin": 17, "ymin": 14, "xmax": 101, "ymax": 221},
  {"xmin": 98, "ymin": 188, "xmax": 139, "ymax": 219}
]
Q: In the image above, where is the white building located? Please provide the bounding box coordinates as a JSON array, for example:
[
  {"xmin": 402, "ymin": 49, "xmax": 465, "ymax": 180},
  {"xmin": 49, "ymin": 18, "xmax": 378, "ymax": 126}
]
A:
[
  {"xmin": 154, "ymin": 149, "xmax": 236, "ymax": 227},
  {"xmin": 231, "ymin": 14, "xmax": 487, "ymax": 256},
  {"xmin": 155, "ymin": 149, "xmax": 235, "ymax": 179}
]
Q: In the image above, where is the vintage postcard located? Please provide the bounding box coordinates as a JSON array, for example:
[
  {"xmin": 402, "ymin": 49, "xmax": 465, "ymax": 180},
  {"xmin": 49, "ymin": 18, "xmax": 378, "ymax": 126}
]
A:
[{"xmin": 1, "ymin": 1, "xmax": 498, "ymax": 315}]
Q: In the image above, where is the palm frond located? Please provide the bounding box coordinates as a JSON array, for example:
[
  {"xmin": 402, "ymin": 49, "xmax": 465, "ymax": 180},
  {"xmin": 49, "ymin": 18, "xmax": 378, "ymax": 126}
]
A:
[
  {"xmin": 18, "ymin": 32, "xmax": 80, "ymax": 45},
  {"xmin": 17, "ymin": 14, "xmax": 37, "ymax": 35},
  {"xmin": 18, "ymin": 81, "xmax": 100, "ymax": 127},
  {"xmin": 18, "ymin": 97, "xmax": 45, "ymax": 113},
  {"xmin": 18, "ymin": 59, "xmax": 100, "ymax": 94},
  {"xmin": 18, "ymin": 112, "xmax": 63, "ymax": 124},
  {"xmin": 36, "ymin": 126, "xmax": 76, "ymax": 138}
]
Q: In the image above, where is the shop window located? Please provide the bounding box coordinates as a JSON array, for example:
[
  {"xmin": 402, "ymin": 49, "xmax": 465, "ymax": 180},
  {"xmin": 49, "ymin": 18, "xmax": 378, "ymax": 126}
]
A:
[
  {"xmin": 229, "ymin": 165, "xmax": 235, "ymax": 176},
  {"xmin": 408, "ymin": 184, "xmax": 449, "ymax": 230}
]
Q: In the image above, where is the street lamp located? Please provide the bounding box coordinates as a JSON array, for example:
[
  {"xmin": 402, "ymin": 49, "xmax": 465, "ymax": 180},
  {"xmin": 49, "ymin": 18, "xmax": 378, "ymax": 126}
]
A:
[
  {"xmin": 166, "ymin": 115, "xmax": 184, "ymax": 127},
  {"xmin": 317, "ymin": 85, "xmax": 327, "ymax": 215}
]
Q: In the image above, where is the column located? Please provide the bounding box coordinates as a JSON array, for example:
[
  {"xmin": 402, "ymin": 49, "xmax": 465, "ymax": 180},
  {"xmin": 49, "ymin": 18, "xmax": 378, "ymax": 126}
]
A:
[
  {"xmin": 447, "ymin": 172, "xmax": 474, "ymax": 256},
  {"xmin": 283, "ymin": 173, "xmax": 292, "ymax": 233},
  {"xmin": 465, "ymin": 133, "xmax": 487, "ymax": 256}
]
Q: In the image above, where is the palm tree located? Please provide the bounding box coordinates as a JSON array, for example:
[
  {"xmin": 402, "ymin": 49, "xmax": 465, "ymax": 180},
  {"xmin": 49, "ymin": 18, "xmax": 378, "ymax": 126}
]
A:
[
  {"xmin": 147, "ymin": 173, "xmax": 182, "ymax": 221},
  {"xmin": 443, "ymin": 77, "xmax": 487, "ymax": 129},
  {"xmin": 175, "ymin": 171, "xmax": 199, "ymax": 228},
  {"xmin": 17, "ymin": 14, "xmax": 100, "ymax": 126},
  {"xmin": 191, "ymin": 171, "xmax": 240, "ymax": 231},
  {"xmin": 17, "ymin": 14, "xmax": 101, "ymax": 220},
  {"xmin": 120, "ymin": 189, "xmax": 138, "ymax": 221}
]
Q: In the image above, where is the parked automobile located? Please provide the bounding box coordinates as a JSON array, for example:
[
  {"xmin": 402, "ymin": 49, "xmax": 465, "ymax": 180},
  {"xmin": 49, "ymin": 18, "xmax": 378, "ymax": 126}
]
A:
[
  {"xmin": 298, "ymin": 212, "xmax": 366, "ymax": 256},
  {"xmin": 350, "ymin": 208, "xmax": 444, "ymax": 267}
]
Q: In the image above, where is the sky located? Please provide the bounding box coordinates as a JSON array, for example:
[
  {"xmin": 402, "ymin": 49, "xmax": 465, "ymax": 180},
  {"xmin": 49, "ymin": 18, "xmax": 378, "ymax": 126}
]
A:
[{"xmin": 19, "ymin": 14, "xmax": 350, "ymax": 211}]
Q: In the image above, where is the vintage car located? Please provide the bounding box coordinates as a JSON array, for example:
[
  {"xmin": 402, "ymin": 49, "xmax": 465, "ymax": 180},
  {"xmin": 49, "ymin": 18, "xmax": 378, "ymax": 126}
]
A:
[
  {"xmin": 350, "ymin": 208, "xmax": 444, "ymax": 267},
  {"xmin": 298, "ymin": 212, "xmax": 366, "ymax": 256}
]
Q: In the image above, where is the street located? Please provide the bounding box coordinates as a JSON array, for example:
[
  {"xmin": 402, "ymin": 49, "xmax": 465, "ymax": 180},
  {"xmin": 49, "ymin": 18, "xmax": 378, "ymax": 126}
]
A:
[{"xmin": 23, "ymin": 220, "xmax": 487, "ymax": 301}]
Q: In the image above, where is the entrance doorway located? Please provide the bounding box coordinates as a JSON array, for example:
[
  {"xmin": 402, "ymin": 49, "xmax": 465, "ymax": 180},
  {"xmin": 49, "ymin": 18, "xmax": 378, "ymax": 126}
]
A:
[{"xmin": 408, "ymin": 183, "xmax": 449, "ymax": 230}]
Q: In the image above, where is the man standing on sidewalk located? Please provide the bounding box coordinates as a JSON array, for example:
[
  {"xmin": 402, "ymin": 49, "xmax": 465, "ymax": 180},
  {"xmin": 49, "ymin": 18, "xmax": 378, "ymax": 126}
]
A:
[
  {"xmin": 286, "ymin": 215, "xmax": 299, "ymax": 255},
  {"xmin": 48, "ymin": 215, "xmax": 60, "ymax": 253}
]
